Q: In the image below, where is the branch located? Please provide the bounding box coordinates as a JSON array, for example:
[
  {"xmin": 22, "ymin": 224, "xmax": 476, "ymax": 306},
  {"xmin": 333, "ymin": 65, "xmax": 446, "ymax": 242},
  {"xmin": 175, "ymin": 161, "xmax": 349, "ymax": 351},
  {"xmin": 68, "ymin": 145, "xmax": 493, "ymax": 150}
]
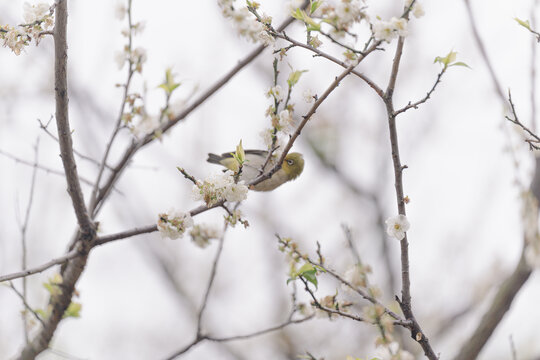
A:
[
  {"xmin": 51, "ymin": 0, "xmax": 93, "ymax": 236},
  {"xmin": 273, "ymin": 31, "xmax": 384, "ymax": 98},
  {"xmin": 18, "ymin": 2, "xmax": 95, "ymax": 358},
  {"xmin": 8, "ymin": 282, "xmax": 46, "ymax": 328},
  {"xmin": 196, "ymin": 224, "xmax": 228, "ymax": 336},
  {"xmin": 0, "ymin": 148, "xmax": 96, "ymax": 187},
  {"xmin": 205, "ymin": 316, "xmax": 313, "ymax": 343},
  {"xmin": 383, "ymin": 21, "xmax": 438, "ymax": 359},
  {"xmin": 93, "ymin": 225, "xmax": 157, "ymax": 246},
  {"xmin": 453, "ymin": 251, "xmax": 532, "ymax": 360},
  {"xmin": 393, "ymin": 66, "xmax": 447, "ymax": 116},
  {"xmin": 505, "ymin": 90, "xmax": 540, "ymax": 150},
  {"xmin": 0, "ymin": 250, "xmax": 79, "ymax": 283}
]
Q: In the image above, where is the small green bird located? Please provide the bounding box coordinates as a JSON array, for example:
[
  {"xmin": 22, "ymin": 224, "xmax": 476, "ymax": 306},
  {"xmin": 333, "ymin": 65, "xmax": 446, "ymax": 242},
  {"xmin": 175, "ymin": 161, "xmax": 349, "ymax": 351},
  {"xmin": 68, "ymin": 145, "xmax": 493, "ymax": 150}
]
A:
[{"xmin": 207, "ymin": 150, "xmax": 304, "ymax": 191}]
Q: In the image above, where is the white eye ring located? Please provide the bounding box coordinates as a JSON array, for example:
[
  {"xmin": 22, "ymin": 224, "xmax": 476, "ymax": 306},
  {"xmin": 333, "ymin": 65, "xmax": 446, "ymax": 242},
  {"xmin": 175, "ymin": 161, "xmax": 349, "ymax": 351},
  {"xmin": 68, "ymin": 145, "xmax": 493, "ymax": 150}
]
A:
[{"xmin": 286, "ymin": 159, "xmax": 294, "ymax": 166}]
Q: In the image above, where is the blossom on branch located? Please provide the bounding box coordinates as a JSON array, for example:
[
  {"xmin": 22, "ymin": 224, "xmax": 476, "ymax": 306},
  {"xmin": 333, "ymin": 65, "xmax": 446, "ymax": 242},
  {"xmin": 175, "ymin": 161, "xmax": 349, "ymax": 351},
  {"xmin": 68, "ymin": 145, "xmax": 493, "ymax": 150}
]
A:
[
  {"xmin": 157, "ymin": 209, "xmax": 194, "ymax": 240},
  {"xmin": 385, "ymin": 214, "xmax": 410, "ymax": 241}
]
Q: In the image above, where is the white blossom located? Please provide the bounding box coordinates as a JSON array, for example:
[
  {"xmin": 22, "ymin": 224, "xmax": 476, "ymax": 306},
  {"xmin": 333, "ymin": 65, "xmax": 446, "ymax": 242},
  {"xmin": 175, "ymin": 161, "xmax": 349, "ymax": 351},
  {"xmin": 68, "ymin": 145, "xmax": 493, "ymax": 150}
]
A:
[
  {"xmin": 343, "ymin": 264, "xmax": 366, "ymax": 288},
  {"xmin": 23, "ymin": 2, "xmax": 50, "ymax": 24},
  {"xmin": 412, "ymin": 3, "xmax": 425, "ymax": 18},
  {"xmin": 132, "ymin": 46, "xmax": 147, "ymax": 64},
  {"xmin": 278, "ymin": 109, "xmax": 295, "ymax": 132},
  {"xmin": 157, "ymin": 209, "xmax": 193, "ymax": 240},
  {"xmin": 192, "ymin": 171, "xmax": 248, "ymax": 206},
  {"xmin": 391, "ymin": 17, "xmax": 408, "ymax": 37},
  {"xmin": 267, "ymin": 85, "xmax": 284, "ymax": 102},
  {"xmin": 258, "ymin": 30, "xmax": 275, "ymax": 47},
  {"xmin": 372, "ymin": 19, "xmax": 398, "ymax": 42},
  {"xmin": 114, "ymin": 51, "xmax": 127, "ymax": 69},
  {"xmin": 375, "ymin": 341, "xmax": 415, "ymax": 360},
  {"xmin": 385, "ymin": 214, "xmax": 410, "ymax": 241},
  {"xmin": 131, "ymin": 115, "xmax": 160, "ymax": 138},
  {"xmin": 373, "ymin": 17, "xmax": 409, "ymax": 42},
  {"xmin": 115, "ymin": 2, "xmax": 127, "ymax": 20},
  {"xmin": 302, "ymin": 88, "xmax": 316, "ymax": 103},
  {"xmin": 190, "ymin": 224, "xmax": 222, "ymax": 248}
]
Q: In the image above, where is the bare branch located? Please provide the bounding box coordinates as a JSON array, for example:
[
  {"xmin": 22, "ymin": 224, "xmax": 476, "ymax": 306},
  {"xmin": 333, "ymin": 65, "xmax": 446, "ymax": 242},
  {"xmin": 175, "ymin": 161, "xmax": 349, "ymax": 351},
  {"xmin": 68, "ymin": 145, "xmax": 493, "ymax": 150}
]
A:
[
  {"xmin": 93, "ymin": 225, "xmax": 157, "ymax": 246},
  {"xmin": 7, "ymin": 282, "xmax": 46, "ymax": 327},
  {"xmin": 0, "ymin": 148, "xmax": 96, "ymax": 187},
  {"xmin": 0, "ymin": 250, "xmax": 79, "ymax": 283},
  {"xmin": 453, "ymin": 251, "xmax": 532, "ymax": 360}
]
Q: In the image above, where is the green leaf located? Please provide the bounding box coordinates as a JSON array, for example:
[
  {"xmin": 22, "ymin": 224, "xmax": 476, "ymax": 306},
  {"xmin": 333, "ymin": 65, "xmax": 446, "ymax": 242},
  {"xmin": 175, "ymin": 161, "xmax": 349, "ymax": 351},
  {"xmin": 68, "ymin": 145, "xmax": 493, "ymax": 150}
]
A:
[
  {"xmin": 310, "ymin": 0, "xmax": 322, "ymax": 14},
  {"xmin": 515, "ymin": 17, "xmax": 531, "ymax": 30},
  {"xmin": 63, "ymin": 302, "xmax": 82, "ymax": 318},
  {"xmin": 158, "ymin": 68, "xmax": 181, "ymax": 95},
  {"xmin": 287, "ymin": 69, "xmax": 308, "ymax": 87},
  {"xmin": 449, "ymin": 61, "xmax": 471, "ymax": 68}
]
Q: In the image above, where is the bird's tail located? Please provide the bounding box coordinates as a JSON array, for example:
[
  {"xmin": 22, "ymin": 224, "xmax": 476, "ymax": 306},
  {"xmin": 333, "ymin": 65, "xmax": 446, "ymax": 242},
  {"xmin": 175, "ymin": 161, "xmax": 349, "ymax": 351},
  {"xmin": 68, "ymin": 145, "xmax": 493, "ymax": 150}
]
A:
[{"xmin": 207, "ymin": 153, "xmax": 224, "ymax": 164}]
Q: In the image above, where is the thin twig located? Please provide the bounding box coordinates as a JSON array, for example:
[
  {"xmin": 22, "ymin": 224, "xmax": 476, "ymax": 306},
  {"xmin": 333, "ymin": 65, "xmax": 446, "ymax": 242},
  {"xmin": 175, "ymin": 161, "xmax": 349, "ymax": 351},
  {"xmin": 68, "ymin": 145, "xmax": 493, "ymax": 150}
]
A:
[
  {"xmin": 0, "ymin": 148, "xmax": 96, "ymax": 187},
  {"xmin": 273, "ymin": 31, "xmax": 384, "ymax": 97},
  {"xmin": 196, "ymin": 222, "xmax": 229, "ymax": 336},
  {"xmin": 37, "ymin": 118, "xmax": 114, "ymax": 170},
  {"xmin": 382, "ymin": 10, "xmax": 438, "ymax": 357},
  {"xmin": 505, "ymin": 90, "xmax": 540, "ymax": 150},
  {"xmin": 18, "ymin": 138, "xmax": 40, "ymax": 343},
  {"xmin": 93, "ymin": 225, "xmax": 157, "ymax": 246},
  {"xmin": 88, "ymin": 0, "xmax": 135, "ymax": 218},
  {"xmin": 8, "ymin": 282, "xmax": 46, "ymax": 327},
  {"xmin": 393, "ymin": 67, "xmax": 447, "ymax": 116},
  {"xmin": 205, "ymin": 315, "xmax": 314, "ymax": 342},
  {"xmin": 0, "ymin": 250, "xmax": 79, "ymax": 283}
]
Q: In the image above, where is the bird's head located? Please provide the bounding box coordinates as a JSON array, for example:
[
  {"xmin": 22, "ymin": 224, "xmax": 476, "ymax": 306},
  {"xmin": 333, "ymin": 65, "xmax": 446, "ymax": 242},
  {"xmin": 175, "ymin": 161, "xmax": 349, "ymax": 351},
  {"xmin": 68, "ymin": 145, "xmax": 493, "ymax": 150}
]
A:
[{"xmin": 282, "ymin": 152, "xmax": 304, "ymax": 181}]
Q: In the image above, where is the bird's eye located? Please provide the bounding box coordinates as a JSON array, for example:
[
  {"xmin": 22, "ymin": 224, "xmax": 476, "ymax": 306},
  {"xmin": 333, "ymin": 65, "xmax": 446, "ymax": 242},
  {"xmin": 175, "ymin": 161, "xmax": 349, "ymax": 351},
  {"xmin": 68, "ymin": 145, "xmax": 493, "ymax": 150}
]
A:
[{"xmin": 286, "ymin": 159, "xmax": 294, "ymax": 166}]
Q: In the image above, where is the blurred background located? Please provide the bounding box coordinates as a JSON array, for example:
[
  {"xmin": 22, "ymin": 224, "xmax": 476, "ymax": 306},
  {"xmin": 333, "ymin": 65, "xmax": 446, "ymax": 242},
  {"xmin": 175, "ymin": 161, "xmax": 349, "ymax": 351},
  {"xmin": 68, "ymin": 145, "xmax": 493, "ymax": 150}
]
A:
[{"xmin": 0, "ymin": 0, "xmax": 539, "ymax": 359}]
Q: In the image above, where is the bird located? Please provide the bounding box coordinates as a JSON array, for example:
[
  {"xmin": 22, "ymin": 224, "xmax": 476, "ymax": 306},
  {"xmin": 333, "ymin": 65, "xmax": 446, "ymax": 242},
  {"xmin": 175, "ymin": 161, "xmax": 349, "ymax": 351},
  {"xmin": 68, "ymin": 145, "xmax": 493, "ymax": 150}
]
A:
[{"xmin": 207, "ymin": 149, "xmax": 304, "ymax": 191}]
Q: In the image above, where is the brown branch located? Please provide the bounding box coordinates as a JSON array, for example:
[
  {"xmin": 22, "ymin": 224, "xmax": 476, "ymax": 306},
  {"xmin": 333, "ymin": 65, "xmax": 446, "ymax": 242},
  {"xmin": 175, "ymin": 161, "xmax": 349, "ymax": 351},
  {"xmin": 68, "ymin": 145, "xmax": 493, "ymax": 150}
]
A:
[
  {"xmin": 93, "ymin": 225, "xmax": 158, "ymax": 246},
  {"xmin": 505, "ymin": 90, "xmax": 540, "ymax": 150},
  {"xmin": 453, "ymin": 251, "xmax": 532, "ymax": 360},
  {"xmin": 18, "ymin": 2, "xmax": 95, "ymax": 358},
  {"xmin": 0, "ymin": 148, "xmax": 96, "ymax": 187},
  {"xmin": 394, "ymin": 66, "xmax": 447, "ymax": 116},
  {"xmin": 8, "ymin": 282, "xmax": 46, "ymax": 328},
  {"xmin": 37, "ymin": 118, "xmax": 114, "ymax": 170},
  {"xmin": 88, "ymin": 0, "xmax": 136, "ymax": 217},
  {"xmin": 382, "ymin": 20, "xmax": 438, "ymax": 358},
  {"xmin": 273, "ymin": 31, "xmax": 384, "ymax": 98},
  {"xmin": 0, "ymin": 250, "xmax": 79, "ymax": 283}
]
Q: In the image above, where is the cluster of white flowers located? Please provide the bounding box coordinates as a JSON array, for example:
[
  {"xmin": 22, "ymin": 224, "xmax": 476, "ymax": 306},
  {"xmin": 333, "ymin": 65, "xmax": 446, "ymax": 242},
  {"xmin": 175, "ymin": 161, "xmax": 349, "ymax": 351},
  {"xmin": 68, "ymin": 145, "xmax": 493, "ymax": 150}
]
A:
[
  {"xmin": 372, "ymin": 17, "xmax": 409, "ymax": 42},
  {"xmin": 267, "ymin": 85, "xmax": 284, "ymax": 102},
  {"xmin": 130, "ymin": 114, "xmax": 161, "ymax": 138},
  {"xmin": 115, "ymin": 46, "xmax": 147, "ymax": 71},
  {"xmin": 192, "ymin": 171, "xmax": 248, "ymax": 207},
  {"xmin": 343, "ymin": 264, "xmax": 369, "ymax": 289},
  {"xmin": 1, "ymin": 2, "xmax": 53, "ymax": 55},
  {"xmin": 316, "ymin": 0, "xmax": 367, "ymax": 35},
  {"xmin": 217, "ymin": 0, "xmax": 270, "ymax": 44},
  {"xmin": 157, "ymin": 209, "xmax": 194, "ymax": 240},
  {"xmin": 189, "ymin": 224, "xmax": 222, "ymax": 248},
  {"xmin": 374, "ymin": 342, "xmax": 415, "ymax": 360},
  {"xmin": 278, "ymin": 109, "xmax": 295, "ymax": 132},
  {"xmin": 385, "ymin": 214, "xmax": 410, "ymax": 241},
  {"xmin": 405, "ymin": 0, "xmax": 425, "ymax": 18}
]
